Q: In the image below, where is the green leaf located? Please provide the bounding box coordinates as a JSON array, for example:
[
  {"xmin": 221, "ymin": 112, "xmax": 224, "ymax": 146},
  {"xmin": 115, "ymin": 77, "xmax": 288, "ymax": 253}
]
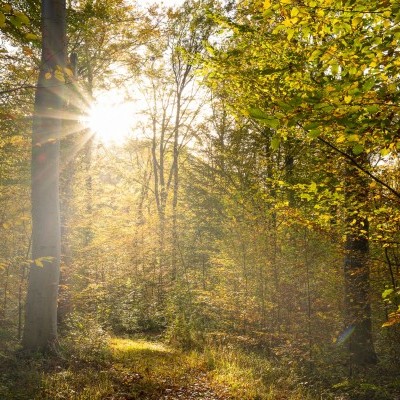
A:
[
  {"xmin": 331, "ymin": 62, "xmax": 339, "ymax": 75},
  {"xmin": 248, "ymin": 108, "xmax": 279, "ymax": 129},
  {"xmin": 366, "ymin": 105, "xmax": 379, "ymax": 113},
  {"xmin": 308, "ymin": 128, "xmax": 321, "ymax": 139},
  {"xmin": 309, "ymin": 49, "xmax": 321, "ymax": 61},
  {"xmin": 0, "ymin": 12, "xmax": 6, "ymax": 28},
  {"xmin": 304, "ymin": 122, "xmax": 319, "ymax": 130},
  {"xmin": 270, "ymin": 136, "xmax": 281, "ymax": 150},
  {"xmin": 277, "ymin": 101, "xmax": 293, "ymax": 111},
  {"xmin": 263, "ymin": 117, "xmax": 279, "ymax": 129},
  {"xmin": 14, "ymin": 11, "xmax": 29, "ymax": 25},
  {"xmin": 9, "ymin": 16, "xmax": 21, "ymax": 28},
  {"xmin": 362, "ymin": 78, "xmax": 375, "ymax": 92},
  {"xmin": 1, "ymin": 4, "xmax": 11, "ymax": 12},
  {"xmin": 25, "ymin": 33, "xmax": 39, "ymax": 40},
  {"xmin": 352, "ymin": 143, "xmax": 364, "ymax": 155},
  {"xmin": 249, "ymin": 108, "xmax": 268, "ymax": 119}
]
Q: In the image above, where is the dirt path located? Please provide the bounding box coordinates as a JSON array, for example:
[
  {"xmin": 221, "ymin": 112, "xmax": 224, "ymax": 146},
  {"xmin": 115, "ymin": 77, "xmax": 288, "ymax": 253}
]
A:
[
  {"xmin": 103, "ymin": 338, "xmax": 231, "ymax": 400},
  {"xmin": 158, "ymin": 374, "xmax": 228, "ymax": 400},
  {"xmin": 105, "ymin": 372, "xmax": 228, "ymax": 400}
]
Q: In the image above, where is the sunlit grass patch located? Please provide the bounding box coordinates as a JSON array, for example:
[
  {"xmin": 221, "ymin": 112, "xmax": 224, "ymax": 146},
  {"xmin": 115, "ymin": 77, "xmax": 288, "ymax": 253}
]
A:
[
  {"xmin": 107, "ymin": 338, "xmax": 208, "ymax": 395},
  {"xmin": 110, "ymin": 337, "xmax": 172, "ymax": 354},
  {"xmin": 109, "ymin": 338, "xmax": 183, "ymax": 378},
  {"xmin": 198, "ymin": 345, "xmax": 315, "ymax": 400}
]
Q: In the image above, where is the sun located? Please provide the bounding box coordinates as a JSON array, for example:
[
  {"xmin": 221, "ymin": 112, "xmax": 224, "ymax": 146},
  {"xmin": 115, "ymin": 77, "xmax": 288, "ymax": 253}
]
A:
[{"xmin": 85, "ymin": 91, "xmax": 134, "ymax": 145}]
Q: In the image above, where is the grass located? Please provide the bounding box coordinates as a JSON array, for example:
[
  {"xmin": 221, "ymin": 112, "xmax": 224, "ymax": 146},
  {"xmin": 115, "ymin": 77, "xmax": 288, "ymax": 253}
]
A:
[{"xmin": 0, "ymin": 337, "xmax": 219, "ymax": 400}]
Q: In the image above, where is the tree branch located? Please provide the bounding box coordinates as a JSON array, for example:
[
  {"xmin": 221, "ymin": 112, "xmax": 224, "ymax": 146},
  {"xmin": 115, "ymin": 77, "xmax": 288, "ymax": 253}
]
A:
[{"xmin": 317, "ymin": 136, "xmax": 400, "ymax": 202}]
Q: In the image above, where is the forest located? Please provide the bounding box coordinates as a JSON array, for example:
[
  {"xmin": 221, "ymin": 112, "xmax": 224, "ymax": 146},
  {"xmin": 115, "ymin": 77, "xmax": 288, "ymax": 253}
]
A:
[{"xmin": 1, "ymin": 0, "xmax": 400, "ymax": 399}]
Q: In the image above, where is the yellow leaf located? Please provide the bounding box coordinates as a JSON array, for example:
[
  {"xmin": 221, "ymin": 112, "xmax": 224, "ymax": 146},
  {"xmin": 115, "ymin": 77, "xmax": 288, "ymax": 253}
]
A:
[
  {"xmin": 291, "ymin": 7, "xmax": 299, "ymax": 17},
  {"xmin": 45, "ymin": 72, "xmax": 52, "ymax": 79},
  {"xmin": 54, "ymin": 69, "xmax": 65, "ymax": 82},
  {"xmin": 352, "ymin": 16, "xmax": 362, "ymax": 29},
  {"xmin": 347, "ymin": 134, "xmax": 359, "ymax": 142},
  {"xmin": 282, "ymin": 18, "xmax": 292, "ymax": 27},
  {"xmin": 344, "ymin": 95, "xmax": 352, "ymax": 104},
  {"xmin": 337, "ymin": 135, "xmax": 346, "ymax": 143},
  {"xmin": 264, "ymin": 0, "xmax": 271, "ymax": 9},
  {"xmin": 64, "ymin": 67, "xmax": 74, "ymax": 77},
  {"xmin": 35, "ymin": 259, "xmax": 44, "ymax": 267}
]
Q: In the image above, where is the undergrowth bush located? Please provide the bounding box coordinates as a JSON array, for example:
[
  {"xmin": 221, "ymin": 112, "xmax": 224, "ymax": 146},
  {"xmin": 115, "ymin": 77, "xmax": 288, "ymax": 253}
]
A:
[
  {"xmin": 60, "ymin": 311, "xmax": 110, "ymax": 362},
  {"xmin": 164, "ymin": 285, "xmax": 218, "ymax": 350}
]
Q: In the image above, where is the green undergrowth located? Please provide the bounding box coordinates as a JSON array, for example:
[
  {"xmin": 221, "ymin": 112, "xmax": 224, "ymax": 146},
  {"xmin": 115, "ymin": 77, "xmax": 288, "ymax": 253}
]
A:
[{"xmin": 0, "ymin": 332, "xmax": 399, "ymax": 400}]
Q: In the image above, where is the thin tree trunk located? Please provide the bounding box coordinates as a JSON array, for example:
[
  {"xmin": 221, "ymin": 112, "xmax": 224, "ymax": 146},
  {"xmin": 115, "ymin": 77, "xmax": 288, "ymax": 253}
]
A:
[
  {"xmin": 171, "ymin": 90, "xmax": 181, "ymax": 282},
  {"xmin": 23, "ymin": 0, "xmax": 66, "ymax": 351},
  {"xmin": 3, "ymin": 263, "xmax": 10, "ymax": 324},
  {"xmin": 18, "ymin": 237, "xmax": 31, "ymax": 340}
]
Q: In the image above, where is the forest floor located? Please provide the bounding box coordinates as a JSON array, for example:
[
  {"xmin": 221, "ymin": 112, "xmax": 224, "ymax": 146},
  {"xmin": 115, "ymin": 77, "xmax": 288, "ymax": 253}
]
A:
[
  {"xmin": 0, "ymin": 338, "xmax": 234, "ymax": 400},
  {"xmin": 1, "ymin": 336, "xmax": 399, "ymax": 400}
]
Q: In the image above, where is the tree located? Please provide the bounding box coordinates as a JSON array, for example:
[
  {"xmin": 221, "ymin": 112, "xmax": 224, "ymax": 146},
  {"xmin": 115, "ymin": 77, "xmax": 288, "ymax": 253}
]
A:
[
  {"xmin": 199, "ymin": 0, "xmax": 400, "ymax": 365},
  {"xmin": 23, "ymin": 0, "xmax": 67, "ymax": 351}
]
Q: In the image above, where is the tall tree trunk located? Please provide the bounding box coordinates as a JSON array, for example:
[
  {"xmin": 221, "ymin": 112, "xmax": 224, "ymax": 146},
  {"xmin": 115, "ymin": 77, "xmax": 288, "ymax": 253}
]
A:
[
  {"xmin": 59, "ymin": 53, "xmax": 79, "ymax": 326},
  {"xmin": 343, "ymin": 156, "xmax": 377, "ymax": 366},
  {"xmin": 23, "ymin": 0, "xmax": 66, "ymax": 351}
]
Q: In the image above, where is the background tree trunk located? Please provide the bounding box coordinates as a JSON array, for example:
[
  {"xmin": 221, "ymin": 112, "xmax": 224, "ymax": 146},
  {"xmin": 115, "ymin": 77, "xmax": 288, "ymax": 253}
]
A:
[
  {"xmin": 343, "ymin": 157, "xmax": 377, "ymax": 367},
  {"xmin": 23, "ymin": 0, "xmax": 66, "ymax": 351}
]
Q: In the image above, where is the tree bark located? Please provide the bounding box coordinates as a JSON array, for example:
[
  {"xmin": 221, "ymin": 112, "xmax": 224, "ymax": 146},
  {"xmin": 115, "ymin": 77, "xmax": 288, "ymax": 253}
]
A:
[
  {"xmin": 343, "ymin": 156, "xmax": 377, "ymax": 366},
  {"xmin": 23, "ymin": 0, "xmax": 66, "ymax": 351}
]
